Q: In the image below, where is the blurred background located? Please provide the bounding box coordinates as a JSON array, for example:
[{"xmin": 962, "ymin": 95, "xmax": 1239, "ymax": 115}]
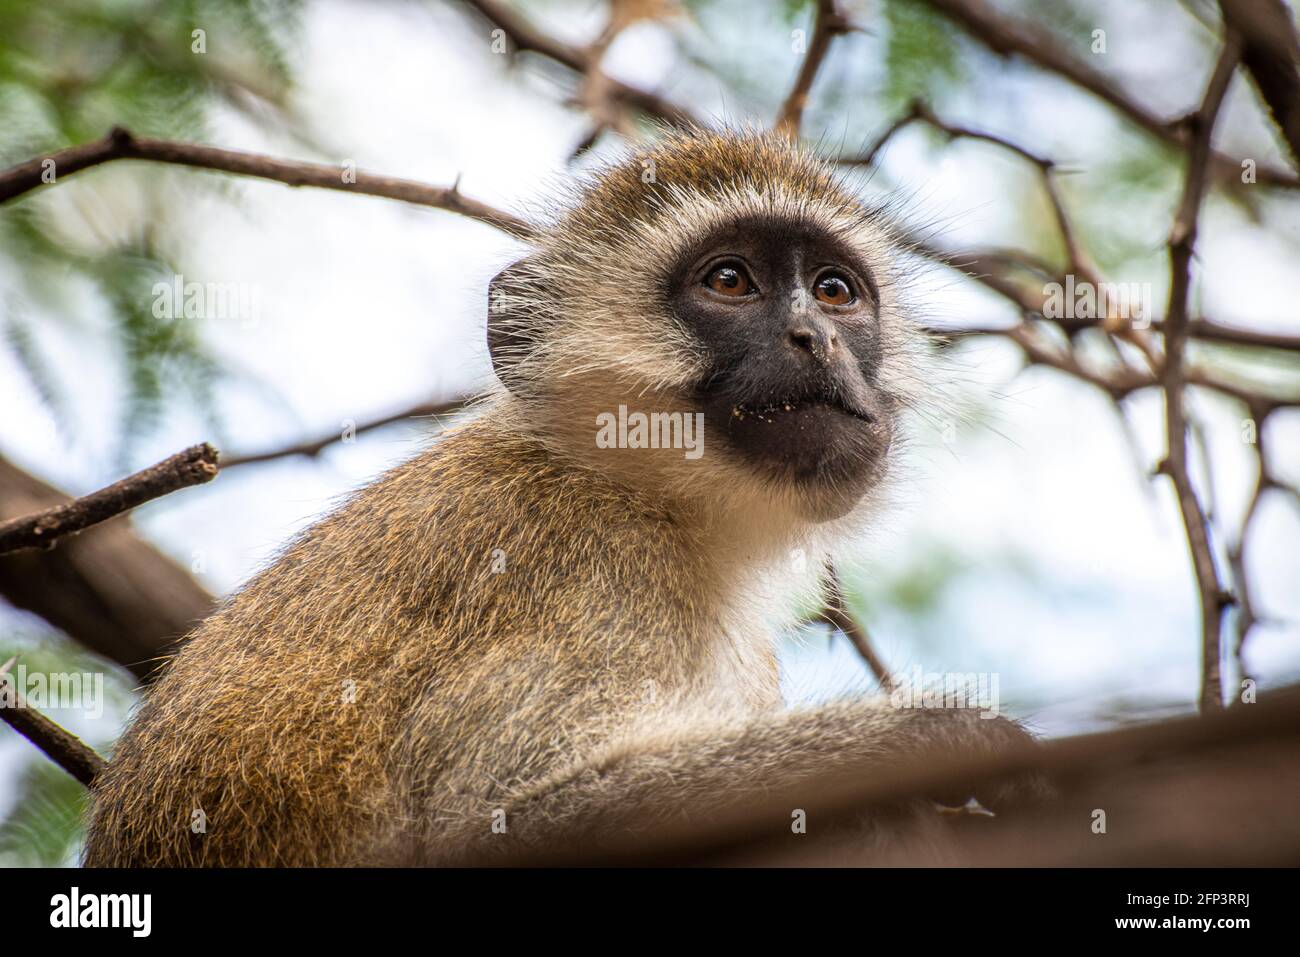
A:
[{"xmin": 1, "ymin": 0, "xmax": 1297, "ymax": 865}]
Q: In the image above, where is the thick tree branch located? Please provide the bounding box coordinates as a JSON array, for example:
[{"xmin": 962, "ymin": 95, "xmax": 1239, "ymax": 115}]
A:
[
  {"xmin": 0, "ymin": 443, "xmax": 219, "ymax": 555},
  {"xmin": 0, "ymin": 656, "xmax": 106, "ymax": 787},
  {"xmin": 513, "ymin": 683, "xmax": 1300, "ymax": 865}
]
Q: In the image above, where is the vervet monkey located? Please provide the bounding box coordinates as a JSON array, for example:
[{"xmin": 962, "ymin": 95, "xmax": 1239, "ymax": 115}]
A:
[{"xmin": 84, "ymin": 130, "xmax": 1037, "ymax": 866}]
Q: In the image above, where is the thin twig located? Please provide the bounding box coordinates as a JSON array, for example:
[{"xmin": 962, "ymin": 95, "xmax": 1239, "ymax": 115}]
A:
[
  {"xmin": 905, "ymin": 229, "xmax": 1300, "ymax": 412},
  {"xmin": 917, "ymin": 0, "xmax": 1299, "ymax": 189},
  {"xmin": 571, "ymin": 2, "xmax": 665, "ymax": 140},
  {"xmin": 1159, "ymin": 33, "xmax": 1243, "ymax": 713},
  {"xmin": 931, "ymin": 313, "xmax": 1300, "ymax": 353},
  {"xmin": 775, "ymin": 0, "xmax": 850, "ymax": 139},
  {"xmin": 1228, "ymin": 457, "xmax": 1266, "ymax": 693},
  {"xmin": 0, "ymin": 126, "xmax": 535, "ymax": 237},
  {"xmin": 459, "ymin": 0, "xmax": 696, "ymax": 129},
  {"xmin": 898, "ymin": 100, "xmax": 1106, "ymax": 285},
  {"xmin": 819, "ymin": 563, "xmax": 894, "ymax": 691},
  {"xmin": 0, "ymin": 443, "xmax": 219, "ymax": 554},
  {"xmin": 1226, "ymin": 404, "xmax": 1300, "ymax": 691},
  {"xmin": 219, "ymin": 397, "xmax": 474, "ymax": 470},
  {"xmin": 1181, "ymin": 318, "xmax": 1300, "ymax": 352},
  {"xmin": 845, "ymin": 104, "xmax": 923, "ymax": 168},
  {"xmin": 0, "ymin": 656, "xmax": 106, "ymax": 788}
]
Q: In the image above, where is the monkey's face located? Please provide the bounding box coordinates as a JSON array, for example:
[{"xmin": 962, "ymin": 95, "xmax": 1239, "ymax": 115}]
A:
[
  {"xmin": 487, "ymin": 132, "xmax": 920, "ymax": 526},
  {"xmin": 664, "ymin": 215, "xmax": 897, "ymax": 520}
]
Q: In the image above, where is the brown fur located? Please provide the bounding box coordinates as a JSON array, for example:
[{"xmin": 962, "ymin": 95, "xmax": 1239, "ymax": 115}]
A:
[{"xmin": 83, "ymin": 131, "xmax": 1031, "ymax": 867}]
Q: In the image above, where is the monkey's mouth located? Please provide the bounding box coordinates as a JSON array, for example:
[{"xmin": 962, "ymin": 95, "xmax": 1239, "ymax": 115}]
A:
[
  {"xmin": 730, "ymin": 395, "xmax": 875, "ymax": 425},
  {"xmin": 704, "ymin": 381, "xmax": 890, "ymax": 490}
]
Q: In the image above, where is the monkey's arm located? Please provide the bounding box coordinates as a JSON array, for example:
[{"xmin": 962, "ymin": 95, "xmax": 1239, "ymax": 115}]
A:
[{"xmin": 451, "ymin": 700, "xmax": 1036, "ymax": 861}]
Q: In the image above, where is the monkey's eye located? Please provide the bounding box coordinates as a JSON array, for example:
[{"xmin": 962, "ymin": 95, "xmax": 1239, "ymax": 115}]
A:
[
  {"xmin": 704, "ymin": 265, "xmax": 755, "ymax": 298},
  {"xmin": 813, "ymin": 273, "xmax": 855, "ymax": 306}
]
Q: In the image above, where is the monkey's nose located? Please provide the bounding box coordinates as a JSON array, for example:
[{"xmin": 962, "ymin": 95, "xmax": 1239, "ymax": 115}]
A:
[{"xmin": 787, "ymin": 324, "xmax": 836, "ymax": 363}]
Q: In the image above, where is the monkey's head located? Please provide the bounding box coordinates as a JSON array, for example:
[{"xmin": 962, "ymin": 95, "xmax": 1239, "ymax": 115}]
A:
[{"xmin": 488, "ymin": 130, "xmax": 924, "ymax": 528}]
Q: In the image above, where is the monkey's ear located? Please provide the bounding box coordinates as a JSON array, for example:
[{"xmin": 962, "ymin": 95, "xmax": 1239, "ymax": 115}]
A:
[{"xmin": 486, "ymin": 259, "xmax": 539, "ymax": 394}]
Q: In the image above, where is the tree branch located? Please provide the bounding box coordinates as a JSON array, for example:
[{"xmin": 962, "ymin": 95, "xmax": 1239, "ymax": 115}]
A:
[
  {"xmin": 0, "ymin": 656, "xmax": 106, "ymax": 788},
  {"xmin": 818, "ymin": 562, "xmax": 894, "ymax": 690},
  {"xmin": 917, "ymin": 0, "xmax": 1299, "ymax": 188},
  {"xmin": 1159, "ymin": 33, "xmax": 1242, "ymax": 713},
  {"xmin": 845, "ymin": 105, "xmax": 923, "ymax": 168},
  {"xmin": 511, "ymin": 683, "xmax": 1300, "ymax": 865},
  {"xmin": 775, "ymin": 0, "xmax": 850, "ymax": 139},
  {"xmin": 0, "ymin": 454, "xmax": 215, "ymax": 683},
  {"xmin": 930, "ymin": 313, "xmax": 1300, "ymax": 354},
  {"xmin": 1219, "ymin": 0, "xmax": 1300, "ymax": 169},
  {"xmin": 893, "ymin": 100, "xmax": 1106, "ymax": 285},
  {"xmin": 458, "ymin": 0, "xmax": 697, "ymax": 130},
  {"xmin": 0, "ymin": 443, "xmax": 219, "ymax": 555},
  {"xmin": 1181, "ymin": 317, "xmax": 1300, "ymax": 352},
  {"xmin": 219, "ymin": 397, "xmax": 474, "ymax": 470},
  {"xmin": 0, "ymin": 126, "xmax": 535, "ymax": 237}
]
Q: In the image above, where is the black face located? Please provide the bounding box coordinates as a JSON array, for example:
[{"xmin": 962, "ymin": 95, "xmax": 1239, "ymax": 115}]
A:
[{"xmin": 665, "ymin": 216, "xmax": 896, "ymax": 508}]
